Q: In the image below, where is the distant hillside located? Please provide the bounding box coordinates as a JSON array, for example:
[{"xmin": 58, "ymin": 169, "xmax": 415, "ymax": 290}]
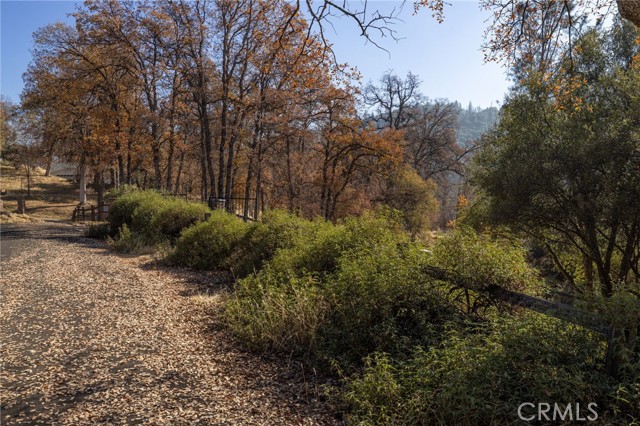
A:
[{"xmin": 454, "ymin": 102, "xmax": 499, "ymax": 147}]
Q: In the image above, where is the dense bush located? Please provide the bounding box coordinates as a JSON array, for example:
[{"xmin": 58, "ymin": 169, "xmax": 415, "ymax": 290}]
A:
[
  {"xmin": 611, "ymin": 357, "xmax": 640, "ymax": 424},
  {"xmin": 380, "ymin": 166, "xmax": 439, "ymax": 238},
  {"xmin": 429, "ymin": 226, "xmax": 540, "ymax": 293},
  {"xmin": 225, "ymin": 210, "xmax": 459, "ymax": 369},
  {"xmin": 85, "ymin": 222, "xmax": 110, "ymax": 239},
  {"xmin": 108, "ymin": 223, "xmax": 145, "ymax": 253},
  {"xmin": 321, "ymin": 243, "xmax": 459, "ymax": 368},
  {"xmin": 262, "ymin": 209, "xmax": 408, "ymax": 280},
  {"xmin": 223, "ymin": 212, "xmax": 636, "ymax": 424},
  {"xmin": 108, "ymin": 190, "xmax": 210, "ymax": 248},
  {"xmin": 106, "ymin": 196, "xmax": 638, "ymax": 424},
  {"xmin": 599, "ymin": 291, "xmax": 640, "ymax": 423},
  {"xmin": 224, "ymin": 271, "xmax": 328, "ymax": 356},
  {"xmin": 129, "ymin": 194, "xmax": 172, "ymax": 240},
  {"xmin": 108, "ymin": 190, "xmax": 165, "ymax": 236},
  {"xmin": 228, "ymin": 210, "xmax": 321, "ymax": 277},
  {"xmin": 150, "ymin": 199, "xmax": 210, "ymax": 242},
  {"xmin": 170, "ymin": 210, "xmax": 250, "ymax": 270},
  {"xmin": 225, "ymin": 242, "xmax": 458, "ymax": 367},
  {"xmin": 340, "ymin": 314, "xmax": 613, "ymax": 425},
  {"xmin": 223, "ymin": 214, "xmax": 356, "ymax": 357},
  {"xmin": 224, "ymin": 211, "xmax": 351, "ymax": 357},
  {"xmin": 262, "ymin": 218, "xmax": 346, "ymax": 279}
]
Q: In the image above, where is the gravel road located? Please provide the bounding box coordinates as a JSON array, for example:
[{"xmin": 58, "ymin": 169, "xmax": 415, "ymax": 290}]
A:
[{"xmin": 0, "ymin": 221, "xmax": 338, "ymax": 425}]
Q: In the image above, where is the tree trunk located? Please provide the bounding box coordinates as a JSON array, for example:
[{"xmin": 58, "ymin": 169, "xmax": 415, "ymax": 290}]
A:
[
  {"xmin": 95, "ymin": 171, "xmax": 105, "ymax": 208},
  {"xmin": 166, "ymin": 139, "xmax": 175, "ymax": 193},
  {"xmin": 218, "ymin": 13, "xmax": 231, "ymax": 204},
  {"xmin": 117, "ymin": 153, "xmax": 124, "ymax": 188},
  {"xmin": 219, "ymin": 98, "xmax": 227, "ymax": 203},
  {"xmin": 197, "ymin": 86, "xmax": 216, "ymax": 198},
  {"xmin": 201, "ymin": 154, "xmax": 208, "ymax": 202},
  {"xmin": 151, "ymin": 122, "xmax": 162, "ymax": 190},
  {"xmin": 617, "ymin": 0, "xmax": 640, "ymax": 27},
  {"xmin": 79, "ymin": 170, "xmax": 87, "ymax": 205},
  {"xmin": 595, "ymin": 260, "xmax": 613, "ymax": 297},
  {"xmin": 320, "ymin": 152, "xmax": 330, "ymax": 219},
  {"xmin": 45, "ymin": 145, "xmax": 54, "ymax": 176},
  {"xmin": 26, "ymin": 166, "xmax": 32, "ymax": 198},
  {"xmin": 583, "ymin": 254, "xmax": 594, "ymax": 294},
  {"xmin": 244, "ymin": 153, "xmax": 254, "ymax": 220},
  {"xmin": 618, "ymin": 223, "xmax": 639, "ymax": 283},
  {"xmin": 126, "ymin": 135, "xmax": 133, "ymax": 185},
  {"xmin": 254, "ymin": 145, "xmax": 264, "ymax": 221},
  {"xmin": 285, "ymin": 137, "xmax": 295, "ymax": 211},
  {"xmin": 175, "ymin": 150, "xmax": 185, "ymax": 195},
  {"xmin": 225, "ymin": 131, "xmax": 238, "ymax": 211}
]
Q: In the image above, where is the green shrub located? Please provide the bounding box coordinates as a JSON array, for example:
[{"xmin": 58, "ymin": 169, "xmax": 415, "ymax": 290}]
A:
[
  {"xmin": 322, "ymin": 243, "xmax": 459, "ymax": 368},
  {"xmin": 108, "ymin": 190, "xmax": 210, "ymax": 245},
  {"xmin": 150, "ymin": 199, "xmax": 210, "ymax": 242},
  {"xmin": 108, "ymin": 190, "xmax": 164, "ymax": 234},
  {"xmin": 264, "ymin": 218, "xmax": 345, "ymax": 279},
  {"xmin": 106, "ymin": 184, "xmax": 140, "ymax": 200},
  {"xmin": 429, "ymin": 226, "xmax": 541, "ymax": 293},
  {"xmin": 598, "ymin": 291, "xmax": 640, "ymax": 424},
  {"xmin": 225, "ymin": 243, "xmax": 456, "ymax": 367},
  {"xmin": 340, "ymin": 314, "xmax": 611, "ymax": 426},
  {"xmin": 340, "ymin": 208, "xmax": 409, "ymax": 253},
  {"xmin": 171, "ymin": 210, "xmax": 250, "ymax": 270},
  {"xmin": 610, "ymin": 357, "xmax": 640, "ymax": 424},
  {"xmin": 228, "ymin": 210, "xmax": 319, "ymax": 277},
  {"xmin": 263, "ymin": 209, "xmax": 408, "ymax": 280},
  {"xmin": 218, "ymin": 209, "xmax": 638, "ymax": 425},
  {"xmin": 224, "ymin": 213, "xmax": 345, "ymax": 357},
  {"xmin": 85, "ymin": 222, "xmax": 110, "ymax": 239},
  {"xmin": 224, "ymin": 271, "xmax": 328, "ymax": 356},
  {"xmin": 224, "ymin": 210, "xmax": 411, "ymax": 353},
  {"xmin": 381, "ymin": 166, "xmax": 439, "ymax": 238},
  {"xmin": 226, "ymin": 210, "xmax": 458, "ymax": 371},
  {"xmin": 107, "ymin": 224, "xmax": 144, "ymax": 253},
  {"xmin": 129, "ymin": 194, "xmax": 169, "ymax": 241}
]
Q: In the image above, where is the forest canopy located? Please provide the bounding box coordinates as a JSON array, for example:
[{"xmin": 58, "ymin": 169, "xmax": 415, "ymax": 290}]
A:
[{"xmin": 8, "ymin": 0, "xmax": 501, "ymax": 231}]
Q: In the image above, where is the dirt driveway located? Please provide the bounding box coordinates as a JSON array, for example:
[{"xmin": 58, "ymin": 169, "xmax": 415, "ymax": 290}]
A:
[{"xmin": 0, "ymin": 222, "xmax": 337, "ymax": 425}]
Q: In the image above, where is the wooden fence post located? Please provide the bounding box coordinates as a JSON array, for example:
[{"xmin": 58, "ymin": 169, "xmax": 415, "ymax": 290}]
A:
[{"xmin": 17, "ymin": 196, "xmax": 26, "ymax": 214}]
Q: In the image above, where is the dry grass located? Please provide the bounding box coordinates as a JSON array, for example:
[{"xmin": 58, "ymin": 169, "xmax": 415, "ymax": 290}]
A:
[
  {"xmin": 0, "ymin": 212, "xmax": 41, "ymax": 224},
  {"xmin": 0, "ymin": 163, "xmax": 96, "ymax": 220}
]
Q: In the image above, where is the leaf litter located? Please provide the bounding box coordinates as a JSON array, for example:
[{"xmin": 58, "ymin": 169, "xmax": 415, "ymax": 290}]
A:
[{"xmin": 0, "ymin": 222, "xmax": 339, "ymax": 425}]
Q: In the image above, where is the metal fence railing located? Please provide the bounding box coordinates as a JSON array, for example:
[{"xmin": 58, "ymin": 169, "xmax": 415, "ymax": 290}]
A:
[{"xmin": 208, "ymin": 196, "xmax": 258, "ymax": 221}]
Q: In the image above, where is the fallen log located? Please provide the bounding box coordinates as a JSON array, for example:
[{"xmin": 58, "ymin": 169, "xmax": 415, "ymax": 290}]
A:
[
  {"xmin": 422, "ymin": 265, "xmax": 610, "ymax": 335},
  {"xmin": 422, "ymin": 265, "xmax": 640, "ymax": 377}
]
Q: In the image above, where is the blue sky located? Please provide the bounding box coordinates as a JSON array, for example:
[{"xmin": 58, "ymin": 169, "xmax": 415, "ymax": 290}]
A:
[
  {"xmin": 328, "ymin": 1, "xmax": 511, "ymax": 108},
  {"xmin": 1, "ymin": 0, "xmax": 511, "ymax": 108},
  {"xmin": 1, "ymin": 1, "xmax": 77, "ymax": 103}
]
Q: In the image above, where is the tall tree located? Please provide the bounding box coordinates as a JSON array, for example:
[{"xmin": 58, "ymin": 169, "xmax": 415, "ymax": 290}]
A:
[
  {"xmin": 473, "ymin": 23, "xmax": 640, "ymax": 297},
  {"xmin": 0, "ymin": 98, "xmax": 18, "ymax": 156},
  {"xmin": 364, "ymin": 71, "xmax": 422, "ymax": 130}
]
